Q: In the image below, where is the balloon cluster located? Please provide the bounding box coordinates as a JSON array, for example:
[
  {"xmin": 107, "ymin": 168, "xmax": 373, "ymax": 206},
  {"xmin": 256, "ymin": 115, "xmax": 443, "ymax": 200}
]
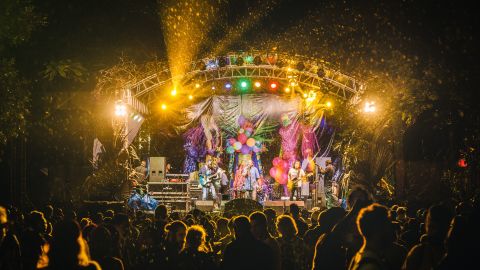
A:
[
  {"xmin": 225, "ymin": 115, "xmax": 263, "ymax": 154},
  {"xmin": 269, "ymin": 157, "xmax": 289, "ymax": 185}
]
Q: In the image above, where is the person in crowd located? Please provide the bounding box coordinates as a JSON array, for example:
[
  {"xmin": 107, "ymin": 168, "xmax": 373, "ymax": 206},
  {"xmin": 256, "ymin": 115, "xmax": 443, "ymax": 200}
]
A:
[
  {"xmin": 399, "ymin": 218, "xmax": 420, "ymax": 250},
  {"xmin": 177, "ymin": 225, "xmax": 217, "ymax": 270},
  {"xmin": 309, "ymin": 208, "xmax": 321, "ymax": 229},
  {"xmin": 348, "ymin": 203, "xmax": 393, "ymax": 270},
  {"xmin": 289, "ymin": 204, "xmax": 308, "ymax": 237},
  {"xmin": 42, "ymin": 220, "xmax": 100, "ymax": 269},
  {"xmin": 402, "ymin": 204, "xmax": 453, "ymax": 270},
  {"xmin": 0, "ymin": 206, "xmax": 21, "ymax": 270},
  {"xmin": 396, "ymin": 207, "xmax": 408, "ymax": 227},
  {"xmin": 21, "ymin": 211, "xmax": 49, "ymax": 270},
  {"xmin": 215, "ymin": 218, "xmax": 234, "ymax": 257},
  {"xmin": 151, "ymin": 220, "xmax": 187, "ymax": 269},
  {"xmin": 435, "ymin": 215, "xmax": 474, "ymax": 269},
  {"xmin": 222, "ymin": 215, "xmax": 275, "ymax": 270},
  {"xmin": 89, "ymin": 226, "xmax": 124, "ymax": 270},
  {"xmin": 264, "ymin": 208, "xmax": 279, "ymax": 238},
  {"xmin": 215, "ymin": 217, "xmax": 229, "ymax": 241},
  {"xmin": 276, "ymin": 214, "xmax": 308, "ymax": 270},
  {"xmin": 249, "ymin": 211, "xmax": 281, "ymax": 270}
]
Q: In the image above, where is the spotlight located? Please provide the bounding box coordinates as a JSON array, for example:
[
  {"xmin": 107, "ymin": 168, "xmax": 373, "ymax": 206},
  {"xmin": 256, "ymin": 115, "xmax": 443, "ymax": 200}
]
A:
[
  {"xmin": 296, "ymin": 61, "xmax": 305, "ymax": 71},
  {"xmin": 188, "ymin": 95, "xmax": 193, "ymax": 100},
  {"xmin": 284, "ymin": 87, "xmax": 291, "ymax": 93},
  {"xmin": 161, "ymin": 104, "xmax": 167, "ymax": 110},
  {"xmin": 364, "ymin": 101, "xmax": 376, "ymax": 113},
  {"xmin": 171, "ymin": 88, "xmax": 177, "ymax": 96},
  {"xmin": 253, "ymin": 56, "xmax": 262, "ymax": 65},
  {"xmin": 195, "ymin": 83, "xmax": 201, "ymax": 88},
  {"xmin": 241, "ymin": 81, "xmax": 247, "ymax": 88},
  {"xmin": 254, "ymin": 81, "xmax": 261, "ymax": 88},
  {"xmin": 269, "ymin": 82, "xmax": 278, "ymax": 90},
  {"xmin": 326, "ymin": 101, "xmax": 332, "ymax": 108},
  {"xmin": 197, "ymin": 60, "xmax": 206, "ymax": 71},
  {"xmin": 218, "ymin": 57, "xmax": 227, "ymax": 67},
  {"xmin": 290, "ymin": 81, "xmax": 297, "ymax": 87},
  {"xmin": 317, "ymin": 67, "xmax": 326, "ymax": 78},
  {"xmin": 236, "ymin": 57, "xmax": 244, "ymax": 66},
  {"xmin": 238, "ymin": 79, "xmax": 250, "ymax": 91},
  {"xmin": 225, "ymin": 83, "xmax": 232, "ymax": 89},
  {"xmin": 211, "ymin": 86, "xmax": 216, "ymax": 90},
  {"xmin": 114, "ymin": 102, "xmax": 127, "ymax": 116},
  {"xmin": 303, "ymin": 93, "xmax": 308, "ymax": 98}
]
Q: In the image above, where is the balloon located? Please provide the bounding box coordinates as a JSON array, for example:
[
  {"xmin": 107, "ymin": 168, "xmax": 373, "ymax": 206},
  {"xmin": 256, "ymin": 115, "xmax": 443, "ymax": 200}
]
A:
[
  {"xmin": 278, "ymin": 160, "xmax": 285, "ymax": 168},
  {"xmin": 272, "ymin": 157, "xmax": 281, "ymax": 167},
  {"xmin": 245, "ymin": 130, "xmax": 251, "ymax": 137},
  {"xmin": 245, "ymin": 127, "xmax": 253, "ymax": 133},
  {"xmin": 280, "ymin": 173, "xmax": 288, "ymax": 184},
  {"xmin": 238, "ymin": 133, "xmax": 248, "ymax": 144},
  {"xmin": 238, "ymin": 115, "xmax": 246, "ymax": 126},
  {"xmin": 228, "ymin": 138, "xmax": 237, "ymax": 145},
  {"xmin": 269, "ymin": 167, "xmax": 277, "ymax": 178},
  {"xmin": 241, "ymin": 144, "xmax": 251, "ymax": 154},
  {"xmin": 246, "ymin": 138, "xmax": 255, "ymax": 147},
  {"xmin": 255, "ymin": 140, "xmax": 262, "ymax": 147},
  {"xmin": 226, "ymin": 146, "xmax": 235, "ymax": 154},
  {"xmin": 253, "ymin": 146, "xmax": 261, "ymax": 153},
  {"xmin": 282, "ymin": 160, "xmax": 290, "ymax": 170},
  {"xmin": 233, "ymin": 142, "xmax": 242, "ymax": 150}
]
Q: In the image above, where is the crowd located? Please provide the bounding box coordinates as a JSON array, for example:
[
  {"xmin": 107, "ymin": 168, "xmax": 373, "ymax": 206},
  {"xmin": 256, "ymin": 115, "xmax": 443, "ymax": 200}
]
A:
[{"xmin": 1, "ymin": 186, "xmax": 478, "ymax": 270}]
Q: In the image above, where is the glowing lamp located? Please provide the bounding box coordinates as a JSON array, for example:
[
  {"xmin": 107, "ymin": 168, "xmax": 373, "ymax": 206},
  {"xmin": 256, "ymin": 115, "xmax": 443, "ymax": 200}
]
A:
[
  {"xmin": 188, "ymin": 95, "xmax": 193, "ymax": 100},
  {"xmin": 270, "ymin": 82, "xmax": 278, "ymax": 89},
  {"xmin": 195, "ymin": 83, "xmax": 200, "ymax": 88},
  {"xmin": 161, "ymin": 104, "xmax": 167, "ymax": 110},
  {"xmin": 284, "ymin": 87, "xmax": 290, "ymax": 93},
  {"xmin": 326, "ymin": 101, "xmax": 332, "ymax": 108},
  {"xmin": 171, "ymin": 89, "xmax": 177, "ymax": 96},
  {"xmin": 254, "ymin": 81, "xmax": 261, "ymax": 88},
  {"xmin": 225, "ymin": 83, "xmax": 232, "ymax": 89}
]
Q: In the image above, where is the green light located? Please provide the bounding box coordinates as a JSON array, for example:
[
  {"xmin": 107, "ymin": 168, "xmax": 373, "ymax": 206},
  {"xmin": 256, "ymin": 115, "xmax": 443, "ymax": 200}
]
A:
[
  {"xmin": 238, "ymin": 79, "xmax": 250, "ymax": 91},
  {"xmin": 245, "ymin": 56, "xmax": 254, "ymax": 63}
]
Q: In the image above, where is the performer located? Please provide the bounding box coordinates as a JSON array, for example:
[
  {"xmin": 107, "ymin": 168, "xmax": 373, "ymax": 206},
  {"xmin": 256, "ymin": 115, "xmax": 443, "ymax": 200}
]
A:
[
  {"xmin": 320, "ymin": 159, "xmax": 336, "ymax": 208},
  {"xmin": 129, "ymin": 160, "xmax": 148, "ymax": 186},
  {"xmin": 288, "ymin": 161, "xmax": 305, "ymax": 201},
  {"xmin": 199, "ymin": 160, "xmax": 220, "ymax": 209},
  {"xmin": 243, "ymin": 160, "xmax": 260, "ymax": 200},
  {"xmin": 301, "ymin": 150, "xmax": 316, "ymax": 198},
  {"xmin": 233, "ymin": 161, "xmax": 247, "ymax": 199}
]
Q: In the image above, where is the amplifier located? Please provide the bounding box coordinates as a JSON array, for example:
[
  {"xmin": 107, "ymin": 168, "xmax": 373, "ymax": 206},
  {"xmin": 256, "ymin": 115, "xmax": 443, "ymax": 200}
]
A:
[
  {"xmin": 155, "ymin": 199, "xmax": 189, "ymax": 212},
  {"xmin": 148, "ymin": 182, "xmax": 189, "ymax": 193}
]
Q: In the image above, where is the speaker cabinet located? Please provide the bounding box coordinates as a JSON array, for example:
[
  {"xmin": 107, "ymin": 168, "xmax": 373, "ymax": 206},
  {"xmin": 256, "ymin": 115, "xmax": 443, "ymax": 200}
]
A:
[
  {"xmin": 194, "ymin": 200, "xmax": 214, "ymax": 212},
  {"xmin": 264, "ymin": 200, "xmax": 305, "ymax": 214},
  {"xmin": 149, "ymin": 157, "xmax": 166, "ymax": 181}
]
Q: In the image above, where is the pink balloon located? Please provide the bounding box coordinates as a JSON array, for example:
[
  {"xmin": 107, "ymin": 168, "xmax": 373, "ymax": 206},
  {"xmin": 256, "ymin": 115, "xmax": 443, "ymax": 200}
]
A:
[
  {"xmin": 272, "ymin": 157, "xmax": 281, "ymax": 167},
  {"xmin": 269, "ymin": 167, "xmax": 277, "ymax": 178},
  {"xmin": 278, "ymin": 160, "xmax": 285, "ymax": 168},
  {"xmin": 238, "ymin": 133, "xmax": 247, "ymax": 144},
  {"xmin": 280, "ymin": 173, "xmax": 288, "ymax": 184},
  {"xmin": 228, "ymin": 138, "xmax": 237, "ymax": 145},
  {"xmin": 282, "ymin": 160, "xmax": 290, "ymax": 169}
]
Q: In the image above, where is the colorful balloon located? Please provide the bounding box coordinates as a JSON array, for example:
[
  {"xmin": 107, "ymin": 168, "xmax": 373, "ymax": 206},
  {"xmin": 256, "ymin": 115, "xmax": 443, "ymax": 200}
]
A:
[
  {"xmin": 245, "ymin": 130, "xmax": 251, "ymax": 137},
  {"xmin": 226, "ymin": 146, "xmax": 235, "ymax": 154},
  {"xmin": 272, "ymin": 157, "xmax": 281, "ymax": 167},
  {"xmin": 233, "ymin": 142, "xmax": 242, "ymax": 150},
  {"xmin": 228, "ymin": 138, "xmax": 237, "ymax": 145},
  {"xmin": 240, "ymin": 144, "xmax": 251, "ymax": 154},
  {"xmin": 246, "ymin": 138, "xmax": 256, "ymax": 147},
  {"xmin": 269, "ymin": 167, "xmax": 277, "ymax": 178},
  {"xmin": 238, "ymin": 133, "xmax": 248, "ymax": 144},
  {"xmin": 238, "ymin": 115, "xmax": 246, "ymax": 126},
  {"xmin": 253, "ymin": 146, "xmax": 261, "ymax": 153},
  {"xmin": 238, "ymin": 128, "xmax": 245, "ymax": 134}
]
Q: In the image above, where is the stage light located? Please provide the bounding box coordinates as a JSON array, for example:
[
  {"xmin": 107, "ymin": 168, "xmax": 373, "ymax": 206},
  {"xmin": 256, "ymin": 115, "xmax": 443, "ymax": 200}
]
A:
[
  {"xmin": 284, "ymin": 87, "xmax": 291, "ymax": 93},
  {"xmin": 326, "ymin": 101, "xmax": 332, "ymax": 108},
  {"xmin": 364, "ymin": 101, "xmax": 376, "ymax": 113},
  {"xmin": 296, "ymin": 61, "xmax": 305, "ymax": 71},
  {"xmin": 195, "ymin": 83, "xmax": 201, "ymax": 88},
  {"xmin": 253, "ymin": 56, "xmax": 262, "ymax": 65},
  {"xmin": 269, "ymin": 82, "xmax": 278, "ymax": 90},
  {"xmin": 171, "ymin": 88, "xmax": 177, "ymax": 96},
  {"xmin": 114, "ymin": 102, "xmax": 127, "ymax": 116},
  {"xmin": 254, "ymin": 81, "xmax": 261, "ymax": 88},
  {"xmin": 290, "ymin": 81, "xmax": 297, "ymax": 87},
  {"xmin": 211, "ymin": 86, "xmax": 216, "ymax": 90},
  {"xmin": 236, "ymin": 57, "xmax": 244, "ymax": 66},
  {"xmin": 188, "ymin": 95, "xmax": 193, "ymax": 100},
  {"xmin": 240, "ymin": 81, "xmax": 248, "ymax": 88},
  {"xmin": 303, "ymin": 93, "xmax": 308, "ymax": 98},
  {"xmin": 225, "ymin": 83, "xmax": 232, "ymax": 89},
  {"xmin": 161, "ymin": 104, "xmax": 167, "ymax": 110},
  {"xmin": 218, "ymin": 57, "xmax": 227, "ymax": 67}
]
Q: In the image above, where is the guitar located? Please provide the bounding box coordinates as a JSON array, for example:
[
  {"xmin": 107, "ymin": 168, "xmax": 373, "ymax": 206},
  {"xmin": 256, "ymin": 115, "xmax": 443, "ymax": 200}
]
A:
[{"xmin": 199, "ymin": 172, "xmax": 220, "ymax": 187}]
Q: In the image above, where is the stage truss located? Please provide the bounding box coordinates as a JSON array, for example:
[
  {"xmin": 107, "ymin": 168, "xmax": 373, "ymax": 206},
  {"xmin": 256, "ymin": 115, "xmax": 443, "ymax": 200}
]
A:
[{"xmin": 119, "ymin": 51, "xmax": 365, "ymax": 114}]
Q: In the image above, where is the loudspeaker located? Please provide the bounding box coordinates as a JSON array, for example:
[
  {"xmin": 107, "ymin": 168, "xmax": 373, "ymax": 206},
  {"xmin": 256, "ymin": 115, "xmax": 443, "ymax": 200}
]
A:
[
  {"xmin": 149, "ymin": 157, "xmax": 166, "ymax": 181},
  {"xmin": 264, "ymin": 201, "xmax": 305, "ymax": 214},
  {"xmin": 195, "ymin": 200, "xmax": 214, "ymax": 212},
  {"xmin": 223, "ymin": 199, "xmax": 263, "ymax": 216}
]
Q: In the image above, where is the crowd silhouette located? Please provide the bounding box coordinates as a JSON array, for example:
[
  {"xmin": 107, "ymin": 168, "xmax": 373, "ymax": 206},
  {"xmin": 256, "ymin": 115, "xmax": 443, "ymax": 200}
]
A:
[{"xmin": 1, "ymin": 186, "xmax": 479, "ymax": 270}]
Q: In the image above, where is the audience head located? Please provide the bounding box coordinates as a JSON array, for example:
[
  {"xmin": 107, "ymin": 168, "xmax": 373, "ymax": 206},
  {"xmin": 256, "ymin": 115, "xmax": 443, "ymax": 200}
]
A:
[
  {"xmin": 276, "ymin": 215, "xmax": 298, "ymax": 238},
  {"xmin": 233, "ymin": 215, "xmax": 252, "ymax": 239},
  {"xmin": 425, "ymin": 204, "xmax": 453, "ymax": 239},
  {"xmin": 43, "ymin": 205, "xmax": 54, "ymax": 220},
  {"xmin": 290, "ymin": 204, "xmax": 300, "ymax": 218},
  {"xmin": 216, "ymin": 217, "xmax": 229, "ymax": 237},
  {"xmin": 319, "ymin": 207, "xmax": 346, "ymax": 232},
  {"xmin": 263, "ymin": 208, "xmax": 277, "ymax": 222},
  {"xmin": 89, "ymin": 226, "xmax": 114, "ymax": 259},
  {"xmin": 112, "ymin": 213, "xmax": 130, "ymax": 235},
  {"xmin": 396, "ymin": 207, "xmax": 407, "ymax": 221},
  {"xmin": 166, "ymin": 220, "xmax": 187, "ymax": 246},
  {"xmin": 184, "ymin": 225, "xmax": 209, "ymax": 252},
  {"xmin": 155, "ymin": 205, "xmax": 168, "ymax": 220},
  {"xmin": 48, "ymin": 220, "xmax": 91, "ymax": 268},
  {"xmin": 347, "ymin": 186, "xmax": 372, "ymax": 210},
  {"xmin": 356, "ymin": 203, "xmax": 392, "ymax": 248},
  {"xmin": 26, "ymin": 210, "xmax": 48, "ymax": 234},
  {"xmin": 249, "ymin": 211, "xmax": 268, "ymax": 239}
]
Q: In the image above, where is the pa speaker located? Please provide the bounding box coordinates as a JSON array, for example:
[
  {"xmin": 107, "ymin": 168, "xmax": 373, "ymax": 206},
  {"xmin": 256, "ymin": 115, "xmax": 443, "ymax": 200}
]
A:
[
  {"xmin": 149, "ymin": 157, "xmax": 166, "ymax": 181},
  {"xmin": 195, "ymin": 200, "xmax": 214, "ymax": 212},
  {"xmin": 224, "ymin": 199, "xmax": 262, "ymax": 216}
]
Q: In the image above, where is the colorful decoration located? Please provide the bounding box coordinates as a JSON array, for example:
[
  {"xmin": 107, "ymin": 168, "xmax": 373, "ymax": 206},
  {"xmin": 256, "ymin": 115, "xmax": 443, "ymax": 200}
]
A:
[{"xmin": 225, "ymin": 115, "xmax": 265, "ymax": 157}]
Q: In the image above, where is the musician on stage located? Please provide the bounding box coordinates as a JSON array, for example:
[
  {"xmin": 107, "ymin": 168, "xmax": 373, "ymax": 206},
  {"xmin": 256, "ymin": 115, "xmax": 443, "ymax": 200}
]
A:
[
  {"xmin": 301, "ymin": 150, "xmax": 316, "ymax": 198},
  {"xmin": 243, "ymin": 160, "xmax": 260, "ymax": 200},
  {"xmin": 199, "ymin": 159, "xmax": 219, "ymax": 209},
  {"xmin": 129, "ymin": 160, "xmax": 148, "ymax": 186},
  {"xmin": 233, "ymin": 161, "xmax": 247, "ymax": 199},
  {"xmin": 320, "ymin": 159, "xmax": 336, "ymax": 208},
  {"xmin": 288, "ymin": 161, "xmax": 305, "ymax": 201}
]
